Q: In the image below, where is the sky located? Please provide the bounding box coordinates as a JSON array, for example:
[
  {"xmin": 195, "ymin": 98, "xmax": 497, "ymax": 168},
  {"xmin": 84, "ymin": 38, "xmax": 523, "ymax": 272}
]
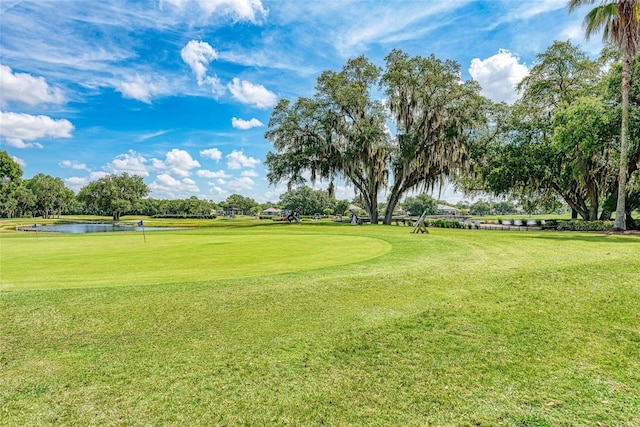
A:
[{"xmin": 0, "ymin": 0, "xmax": 604, "ymax": 204}]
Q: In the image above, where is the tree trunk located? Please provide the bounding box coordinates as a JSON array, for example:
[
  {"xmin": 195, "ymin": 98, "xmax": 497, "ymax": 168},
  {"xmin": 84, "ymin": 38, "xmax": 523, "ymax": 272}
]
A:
[
  {"xmin": 366, "ymin": 198, "xmax": 378, "ymax": 224},
  {"xmin": 383, "ymin": 181, "xmax": 404, "ymax": 225},
  {"xmin": 383, "ymin": 194, "xmax": 402, "ymax": 225},
  {"xmin": 588, "ymin": 185, "xmax": 599, "ymax": 221},
  {"xmin": 614, "ymin": 53, "xmax": 631, "ymax": 230}
]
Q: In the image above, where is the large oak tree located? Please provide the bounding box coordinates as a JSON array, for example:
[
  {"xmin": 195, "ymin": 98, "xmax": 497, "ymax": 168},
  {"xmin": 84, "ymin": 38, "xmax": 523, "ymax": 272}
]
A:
[{"xmin": 265, "ymin": 52, "xmax": 489, "ymax": 224}]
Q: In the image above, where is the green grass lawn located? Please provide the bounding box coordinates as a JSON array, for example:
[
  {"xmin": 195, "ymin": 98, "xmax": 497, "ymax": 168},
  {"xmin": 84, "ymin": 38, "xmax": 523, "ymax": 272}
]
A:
[{"xmin": 1, "ymin": 221, "xmax": 639, "ymax": 426}]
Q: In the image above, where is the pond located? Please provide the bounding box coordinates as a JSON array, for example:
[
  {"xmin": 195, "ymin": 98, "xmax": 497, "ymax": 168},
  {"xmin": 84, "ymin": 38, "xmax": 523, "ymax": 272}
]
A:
[{"xmin": 34, "ymin": 224, "xmax": 173, "ymax": 234}]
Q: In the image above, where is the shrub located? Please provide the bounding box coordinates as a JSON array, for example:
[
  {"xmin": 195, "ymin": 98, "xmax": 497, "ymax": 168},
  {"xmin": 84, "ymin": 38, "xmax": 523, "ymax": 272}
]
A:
[
  {"xmin": 556, "ymin": 220, "xmax": 614, "ymax": 231},
  {"xmin": 428, "ymin": 219, "xmax": 464, "ymax": 229},
  {"xmin": 152, "ymin": 214, "xmax": 216, "ymax": 219}
]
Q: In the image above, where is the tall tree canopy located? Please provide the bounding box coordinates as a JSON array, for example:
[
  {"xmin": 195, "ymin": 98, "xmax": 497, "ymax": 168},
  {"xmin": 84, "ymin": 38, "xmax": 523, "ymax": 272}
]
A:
[
  {"xmin": 569, "ymin": 0, "xmax": 640, "ymax": 229},
  {"xmin": 472, "ymin": 41, "xmax": 619, "ymax": 221},
  {"xmin": 602, "ymin": 47, "xmax": 640, "ymax": 223},
  {"xmin": 265, "ymin": 51, "xmax": 490, "ymax": 224},
  {"xmin": 0, "ymin": 151, "xmax": 27, "ymax": 218},
  {"xmin": 78, "ymin": 173, "xmax": 149, "ymax": 221},
  {"xmin": 25, "ymin": 174, "xmax": 74, "ymax": 219},
  {"xmin": 266, "ymin": 56, "xmax": 390, "ymax": 223},
  {"xmin": 382, "ymin": 49, "xmax": 490, "ymax": 224}
]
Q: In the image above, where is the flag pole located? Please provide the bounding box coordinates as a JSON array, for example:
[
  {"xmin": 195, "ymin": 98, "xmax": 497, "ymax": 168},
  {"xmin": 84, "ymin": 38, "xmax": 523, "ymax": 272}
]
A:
[
  {"xmin": 33, "ymin": 223, "xmax": 38, "ymax": 240},
  {"xmin": 138, "ymin": 220, "xmax": 146, "ymax": 243}
]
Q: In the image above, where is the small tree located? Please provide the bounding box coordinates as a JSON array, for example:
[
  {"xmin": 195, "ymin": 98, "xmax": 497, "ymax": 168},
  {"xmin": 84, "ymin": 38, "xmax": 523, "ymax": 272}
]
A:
[
  {"xmin": 224, "ymin": 194, "xmax": 258, "ymax": 214},
  {"xmin": 470, "ymin": 201, "xmax": 493, "ymax": 216},
  {"xmin": 402, "ymin": 193, "xmax": 438, "ymax": 216},
  {"xmin": 334, "ymin": 199, "xmax": 350, "ymax": 215},
  {"xmin": 493, "ymin": 201, "xmax": 517, "ymax": 215},
  {"xmin": 279, "ymin": 186, "xmax": 335, "ymax": 215}
]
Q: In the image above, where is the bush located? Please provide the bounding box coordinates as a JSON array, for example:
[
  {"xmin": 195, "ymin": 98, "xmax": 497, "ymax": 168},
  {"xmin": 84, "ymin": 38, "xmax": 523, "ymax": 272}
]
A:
[
  {"xmin": 427, "ymin": 219, "xmax": 464, "ymax": 229},
  {"xmin": 152, "ymin": 214, "xmax": 216, "ymax": 219},
  {"xmin": 556, "ymin": 220, "xmax": 614, "ymax": 231}
]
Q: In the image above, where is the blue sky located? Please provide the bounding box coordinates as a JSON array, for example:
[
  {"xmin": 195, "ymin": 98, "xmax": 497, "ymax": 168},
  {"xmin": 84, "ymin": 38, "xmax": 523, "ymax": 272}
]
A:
[{"xmin": 0, "ymin": 0, "xmax": 603, "ymax": 203}]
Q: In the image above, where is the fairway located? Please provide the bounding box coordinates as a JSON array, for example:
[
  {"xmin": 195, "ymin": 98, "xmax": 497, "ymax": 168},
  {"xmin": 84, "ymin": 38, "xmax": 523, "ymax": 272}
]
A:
[
  {"xmin": 1, "ymin": 223, "xmax": 639, "ymax": 426},
  {"xmin": 0, "ymin": 228, "xmax": 390, "ymax": 290}
]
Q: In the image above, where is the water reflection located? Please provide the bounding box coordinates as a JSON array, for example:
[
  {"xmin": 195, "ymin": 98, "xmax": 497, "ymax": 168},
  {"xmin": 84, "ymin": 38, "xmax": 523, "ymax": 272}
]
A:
[{"xmin": 37, "ymin": 224, "xmax": 168, "ymax": 233}]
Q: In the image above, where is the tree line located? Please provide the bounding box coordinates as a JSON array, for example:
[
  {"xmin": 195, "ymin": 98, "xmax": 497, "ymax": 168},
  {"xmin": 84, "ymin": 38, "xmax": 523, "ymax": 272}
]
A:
[
  {"xmin": 0, "ymin": 161, "xmax": 214, "ymax": 220},
  {"xmin": 0, "ymin": 152, "xmax": 478, "ymax": 221},
  {"xmin": 0, "ymin": 155, "xmax": 359, "ymax": 220}
]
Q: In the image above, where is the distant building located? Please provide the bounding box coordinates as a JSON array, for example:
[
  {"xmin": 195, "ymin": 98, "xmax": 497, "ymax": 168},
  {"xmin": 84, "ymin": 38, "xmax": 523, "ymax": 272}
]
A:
[
  {"xmin": 437, "ymin": 204, "xmax": 458, "ymax": 215},
  {"xmin": 262, "ymin": 207, "xmax": 282, "ymax": 216}
]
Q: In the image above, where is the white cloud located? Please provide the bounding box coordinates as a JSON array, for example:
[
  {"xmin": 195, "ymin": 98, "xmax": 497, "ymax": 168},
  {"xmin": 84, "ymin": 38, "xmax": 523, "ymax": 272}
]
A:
[
  {"xmin": 59, "ymin": 160, "xmax": 90, "ymax": 171},
  {"xmin": 0, "ymin": 111, "xmax": 73, "ymax": 148},
  {"xmin": 325, "ymin": 1, "xmax": 469, "ymax": 57},
  {"xmin": 231, "ymin": 117, "xmax": 264, "ymax": 130},
  {"xmin": 197, "ymin": 169, "xmax": 231, "ymax": 179},
  {"xmin": 507, "ymin": 0, "xmax": 566, "ymax": 21},
  {"xmin": 64, "ymin": 176, "xmax": 89, "ymax": 192},
  {"xmin": 117, "ymin": 73, "xmax": 164, "ymax": 104},
  {"xmin": 161, "ymin": 0, "xmax": 267, "ymax": 23},
  {"xmin": 2, "ymin": 138, "xmax": 43, "ymax": 149},
  {"xmin": 181, "ymin": 40, "xmax": 217, "ymax": 83},
  {"xmin": 226, "ymin": 149, "xmax": 260, "ymax": 169},
  {"xmin": 90, "ymin": 171, "xmax": 110, "ymax": 180},
  {"xmin": 227, "ymin": 176, "xmax": 255, "ymax": 192},
  {"xmin": 333, "ymin": 184, "xmax": 356, "ymax": 201},
  {"xmin": 150, "ymin": 173, "xmax": 200, "ymax": 198},
  {"xmin": 137, "ymin": 130, "xmax": 169, "ymax": 141},
  {"xmin": 156, "ymin": 148, "xmax": 201, "ymax": 178},
  {"xmin": 104, "ymin": 150, "xmax": 150, "ymax": 177},
  {"xmin": 469, "ymin": 50, "xmax": 529, "ymax": 104},
  {"xmin": 200, "ymin": 147, "xmax": 222, "ymax": 161},
  {"xmin": 227, "ymin": 77, "xmax": 276, "ymax": 108},
  {"xmin": 0, "ymin": 64, "xmax": 66, "ymax": 106},
  {"xmin": 559, "ymin": 24, "xmax": 603, "ymax": 56},
  {"xmin": 181, "ymin": 40, "xmax": 225, "ymax": 96},
  {"xmin": 485, "ymin": 0, "xmax": 567, "ymax": 31},
  {"xmin": 11, "ymin": 155, "xmax": 26, "ymax": 167},
  {"xmin": 207, "ymin": 182, "xmax": 228, "ymax": 199},
  {"xmin": 241, "ymin": 170, "xmax": 258, "ymax": 177}
]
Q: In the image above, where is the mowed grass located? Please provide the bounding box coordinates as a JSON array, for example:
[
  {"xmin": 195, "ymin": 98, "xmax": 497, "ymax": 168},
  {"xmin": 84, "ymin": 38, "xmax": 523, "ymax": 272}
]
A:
[
  {"xmin": 1, "ymin": 222, "xmax": 639, "ymax": 426},
  {"xmin": 0, "ymin": 227, "xmax": 390, "ymax": 290}
]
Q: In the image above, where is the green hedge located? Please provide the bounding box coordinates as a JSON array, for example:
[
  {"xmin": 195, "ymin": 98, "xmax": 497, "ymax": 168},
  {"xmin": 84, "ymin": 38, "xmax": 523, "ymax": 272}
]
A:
[
  {"xmin": 556, "ymin": 220, "xmax": 613, "ymax": 231},
  {"xmin": 151, "ymin": 214, "xmax": 217, "ymax": 219},
  {"xmin": 427, "ymin": 219, "xmax": 464, "ymax": 229}
]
